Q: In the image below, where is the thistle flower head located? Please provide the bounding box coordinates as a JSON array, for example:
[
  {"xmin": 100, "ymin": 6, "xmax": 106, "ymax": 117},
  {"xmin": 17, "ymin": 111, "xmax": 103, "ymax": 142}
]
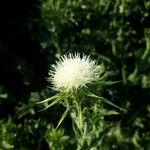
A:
[{"xmin": 48, "ymin": 53, "xmax": 99, "ymax": 92}]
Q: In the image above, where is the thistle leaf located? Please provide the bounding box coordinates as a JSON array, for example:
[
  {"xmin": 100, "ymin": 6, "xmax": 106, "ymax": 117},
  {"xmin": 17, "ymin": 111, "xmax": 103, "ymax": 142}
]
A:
[
  {"xmin": 86, "ymin": 92, "xmax": 126, "ymax": 112},
  {"xmin": 36, "ymin": 93, "xmax": 59, "ymax": 104},
  {"xmin": 38, "ymin": 97, "xmax": 62, "ymax": 112},
  {"xmin": 56, "ymin": 107, "xmax": 71, "ymax": 129}
]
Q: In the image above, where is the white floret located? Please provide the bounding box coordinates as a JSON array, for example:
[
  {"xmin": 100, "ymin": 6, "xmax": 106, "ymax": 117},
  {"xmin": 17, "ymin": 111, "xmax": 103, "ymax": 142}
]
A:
[{"xmin": 49, "ymin": 53, "xmax": 98, "ymax": 92}]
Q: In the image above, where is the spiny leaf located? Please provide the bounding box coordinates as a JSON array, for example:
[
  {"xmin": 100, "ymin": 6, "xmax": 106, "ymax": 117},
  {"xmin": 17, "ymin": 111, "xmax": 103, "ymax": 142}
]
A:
[
  {"xmin": 101, "ymin": 110, "xmax": 120, "ymax": 115},
  {"xmin": 56, "ymin": 107, "xmax": 71, "ymax": 129},
  {"xmin": 86, "ymin": 92, "xmax": 126, "ymax": 112},
  {"xmin": 38, "ymin": 97, "xmax": 62, "ymax": 112},
  {"xmin": 102, "ymin": 80, "xmax": 122, "ymax": 85},
  {"xmin": 36, "ymin": 93, "xmax": 60, "ymax": 104},
  {"xmin": 100, "ymin": 97, "xmax": 126, "ymax": 112}
]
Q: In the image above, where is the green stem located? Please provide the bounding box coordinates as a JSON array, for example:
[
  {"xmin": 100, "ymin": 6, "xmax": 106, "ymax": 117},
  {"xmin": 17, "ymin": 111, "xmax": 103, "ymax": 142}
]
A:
[
  {"xmin": 142, "ymin": 37, "xmax": 150, "ymax": 60},
  {"xmin": 128, "ymin": 67, "xmax": 138, "ymax": 82},
  {"xmin": 75, "ymin": 99, "xmax": 83, "ymax": 134},
  {"xmin": 122, "ymin": 65, "xmax": 127, "ymax": 85},
  {"xmin": 79, "ymin": 103, "xmax": 83, "ymax": 133},
  {"xmin": 143, "ymin": 28, "xmax": 150, "ymax": 60}
]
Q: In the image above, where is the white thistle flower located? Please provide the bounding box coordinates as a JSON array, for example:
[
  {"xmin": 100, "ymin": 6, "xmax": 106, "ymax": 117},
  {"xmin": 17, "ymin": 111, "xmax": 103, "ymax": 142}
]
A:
[{"xmin": 48, "ymin": 53, "xmax": 99, "ymax": 92}]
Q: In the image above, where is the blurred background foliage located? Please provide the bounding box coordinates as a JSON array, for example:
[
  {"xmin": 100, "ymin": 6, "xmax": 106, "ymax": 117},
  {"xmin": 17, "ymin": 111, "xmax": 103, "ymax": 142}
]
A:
[{"xmin": 0, "ymin": 0, "xmax": 150, "ymax": 149}]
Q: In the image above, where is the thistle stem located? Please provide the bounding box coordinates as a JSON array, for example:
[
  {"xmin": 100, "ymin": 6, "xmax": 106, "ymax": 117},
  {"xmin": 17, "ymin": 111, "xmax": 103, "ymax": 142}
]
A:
[{"xmin": 74, "ymin": 99, "xmax": 83, "ymax": 135}]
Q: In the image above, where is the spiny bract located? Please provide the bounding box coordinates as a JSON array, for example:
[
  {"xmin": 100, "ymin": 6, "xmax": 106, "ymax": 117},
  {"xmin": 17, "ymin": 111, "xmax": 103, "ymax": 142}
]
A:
[{"xmin": 48, "ymin": 53, "xmax": 99, "ymax": 92}]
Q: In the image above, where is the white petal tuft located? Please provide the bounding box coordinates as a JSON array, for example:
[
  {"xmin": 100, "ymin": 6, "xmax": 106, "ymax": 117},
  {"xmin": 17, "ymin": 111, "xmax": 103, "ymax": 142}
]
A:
[{"xmin": 48, "ymin": 53, "xmax": 98, "ymax": 92}]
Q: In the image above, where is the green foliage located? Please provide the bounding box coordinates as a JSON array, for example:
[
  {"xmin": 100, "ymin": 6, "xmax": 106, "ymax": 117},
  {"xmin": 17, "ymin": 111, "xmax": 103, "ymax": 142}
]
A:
[
  {"xmin": 45, "ymin": 125, "xmax": 69, "ymax": 150},
  {"xmin": 0, "ymin": 0, "xmax": 150, "ymax": 149},
  {"xmin": 0, "ymin": 118, "xmax": 14, "ymax": 150}
]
